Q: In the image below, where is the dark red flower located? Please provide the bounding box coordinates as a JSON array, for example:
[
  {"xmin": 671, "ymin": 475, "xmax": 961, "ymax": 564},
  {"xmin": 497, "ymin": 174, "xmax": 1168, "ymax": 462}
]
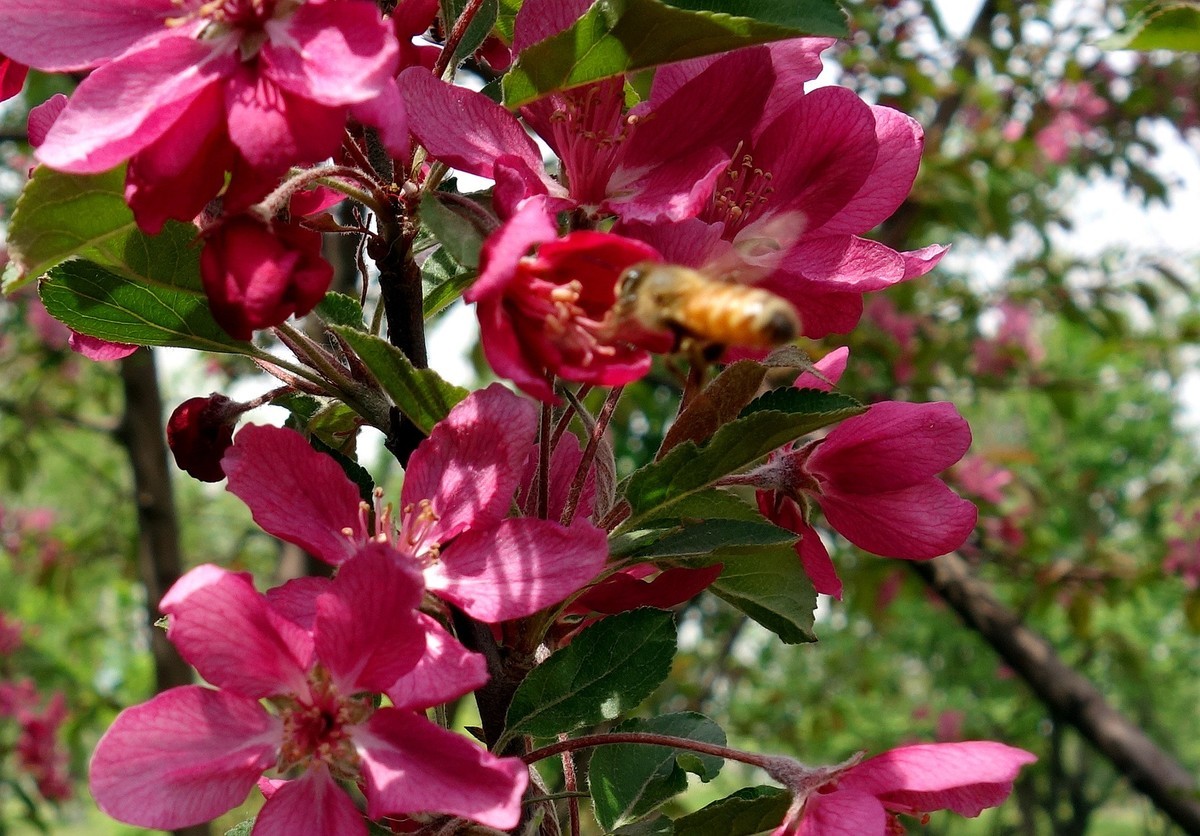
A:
[{"xmin": 166, "ymin": 394, "xmax": 242, "ymax": 482}]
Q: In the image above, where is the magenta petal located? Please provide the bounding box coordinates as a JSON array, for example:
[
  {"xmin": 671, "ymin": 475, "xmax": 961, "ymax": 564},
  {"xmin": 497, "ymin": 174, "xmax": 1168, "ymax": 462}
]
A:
[
  {"xmin": 254, "ymin": 765, "xmax": 366, "ymax": 836},
  {"xmin": 818, "ymin": 479, "xmax": 978, "ymax": 559},
  {"xmin": 352, "ymin": 79, "xmax": 409, "ymax": 158},
  {"xmin": 401, "ymin": 67, "xmax": 545, "ymax": 181},
  {"xmin": 355, "ymin": 709, "xmax": 527, "ymax": 828},
  {"xmin": 427, "ymin": 517, "xmax": 607, "ymax": 621},
  {"xmin": 795, "ymin": 787, "xmax": 887, "ymax": 835},
  {"xmin": 27, "ymin": 93, "xmax": 67, "ymax": 148},
  {"xmin": 222, "ymin": 424, "xmax": 362, "ymax": 566},
  {"xmin": 226, "ymin": 71, "xmax": 347, "ymax": 169},
  {"xmin": 68, "ymin": 332, "xmax": 138, "ymax": 361},
  {"xmin": 386, "ymin": 613, "xmax": 489, "ymax": 711},
  {"xmin": 813, "ymin": 402, "xmax": 972, "ymax": 492},
  {"xmin": 89, "ymin": 686, "xmax": 280, "ymax": 830},
  {"xmin": 512, "ymin": 0, "xmax": 592, "ymax": 52},
  {"xmin": 0, "ymin": 0, "xmax": 177, "ymax": 71},
  {"xmin": 783, "ymin": 236, "xmax": 906, "ymax": 293},
  {"xmin": 795, "ymin": 346, "xmax": 849, "ymax": 391},
  {"xmin": 469, "ymin": 196, "xmax": 558, "ymax": 301},
  {"xmin": 840, "ymin": 742, "xmax": 1037, "ymax": 817},
  {"xmin": 314, "ymin": 544, "xmax": 427, "ymax": 694},
  {"xmin": 755, "ymin": 87, "xmax": 878, "ymax": 232},
  {"xmin": 901, "ymin": 243, "xmax": 949, "ymax": 279},
  {"xmin": 403, "ymin": 384, "xmax": 537, "ymax": 540},
  {"xmin": 812, "ymin": 106, "xmax": 923, "ymax": 237},
  {"xmin": 37, "ymin": 33, "xmax": 230, "ymax": 173},
  {"xmin": 263, "ymin": 1, "xmax": 397, "ymax": 106},
  {"xmin": 161, "ymin": 565, "xmax": 310, "ymax": 697}
]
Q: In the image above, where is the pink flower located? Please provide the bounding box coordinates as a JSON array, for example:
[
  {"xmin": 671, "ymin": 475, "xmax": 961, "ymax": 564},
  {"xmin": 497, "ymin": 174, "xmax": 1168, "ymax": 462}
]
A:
[
  {"xmin": 67, "ymin": 332, "xmax": 139, "ymax": 361},
  {"xmin": 466, "ymin": 198, "xmax": 660, "ymax": 402},
  {"xmin": 752, "ymin": 401, "xmax": 977, "ymax": 598},
  {"xmin": 0, "ymin": 0, "xmax": 399, "ymax": 232},
  {"xmin": 90, "ymin": 549, "xmax": 527, "ymax": 833},
  {"xmin": 200, "ymin": 214, "xmax": 333, "ymax": 340},
  {"xmin": 774, "ymin": 742, "xmax": 1036, "ymax": 834},
  {"xmin": 222, "ymin": 383, "xmax": 608, "ymax": 621},
  {"xmin": 973, "ymin": 300, "xmax": 1044, "ymax": 377},
  {"xmin": 1165, "ymin": 508, "xmax": 1200, "ymax": 589},
  {"xmin": 15, "ymin": 691, "xmax": 71, "ymax": 802}
]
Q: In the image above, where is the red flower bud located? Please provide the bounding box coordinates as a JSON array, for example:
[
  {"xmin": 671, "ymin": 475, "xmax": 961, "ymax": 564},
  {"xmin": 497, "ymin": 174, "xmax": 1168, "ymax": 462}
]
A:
[
  {"xmin": 166, "ymin": 395, "xmax": 241, "ymax": 482},
  {"xmin": 200, "ymin": 216, "xmax": 333, "ymax": 341}
]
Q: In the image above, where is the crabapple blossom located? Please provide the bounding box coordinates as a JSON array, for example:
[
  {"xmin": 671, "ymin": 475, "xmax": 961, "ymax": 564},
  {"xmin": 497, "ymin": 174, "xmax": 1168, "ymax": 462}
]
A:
[
  {"xmin": 89, "ymin": 548, "xmax": 527, "ymax": 833},
  {"xmin": 222, "ymin": 383, "xmax": 608, "ymax": 620},
  {"xmin": 466, "ymin": 198, "xmax": 662, "ymax": 401},
  {"xmin": 750, "ymin": 399, "xmax": 977, "ymax": 597},
  {"xmin": 0, "ymin": 0, "xmax": 401, "ymax": 231},
  {"xmin": 771, "ymin": 741, "xmax": 1036, "ymax": 834}
]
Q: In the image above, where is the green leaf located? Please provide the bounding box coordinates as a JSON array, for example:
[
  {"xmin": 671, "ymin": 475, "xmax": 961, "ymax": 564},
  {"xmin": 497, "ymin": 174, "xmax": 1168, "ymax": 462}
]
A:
[
  {"xmin": 615, "ymin": 815, "xmax": 675, "ymax": 835},
  {"xmin": 503, "ymin": 608, "xmax": 676, "ymax": 740},
  {"xmin": 673, "ymin": 786, "xmax": 790, "ymax": 836},
  {"xmin": 640, "ymin": 488, "xmax": 764, "ymax": 524},
  {"xmin": 444, "ymin": 0, "xmax": 500, "ymax": 69},
  {"xmin": 502, "ymin": 0, "xmax": 848, "ymax": 106},
  {"xmin": 419, "ymin": 192, "xmax": 484, "ymax": 269},
  {"xmin": 317, "ymin": 292, "xmax": 366, "ymax": 330},
  {"xmin": 1101, "ymin": 2, "xmax": 1200, "ymax": 51},
  {"xmin": 620, "ymin": 389, "xmax": 862, "ymax": 530},
  {"xmin": 707, "ymin": 543, "xmax": 817, "ymax": 644},
  {"xmin": 332, "ymin": 326, "xmax": 469, "ymax": 435},
  {"xmin": 590, "ymin": 712, "xmax": 725, "ymax": 830},
  {"xmin": 224, "ymin": 822, "xmax": 255, "ymax": 836},
  {"xmin": 39, "ymin": 260, "xmax": 248, "ymax": 353},
  {"xmin": 625, "ymin": 518, "xmax": 796, "ymax": 560},
  {"xmin": 422, "ymin": 246, "xmax": 476, "ymax": 318},
  {"xmin": 496, "ymin": 0, "xmax": 524, "ymax": 41},
  {"xmin": 5, "ymin": 166, "xmax": 133, "ymax": 291}
]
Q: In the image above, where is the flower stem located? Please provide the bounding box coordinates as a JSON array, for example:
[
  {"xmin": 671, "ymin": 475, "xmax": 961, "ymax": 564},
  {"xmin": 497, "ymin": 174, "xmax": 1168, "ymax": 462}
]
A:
[
  {"xmin": 522, "ymin": 732, "xmax": 778, "ymax": 771},
  {"xmin": 434, "ymin": 0, "xmax": 488, "ymax": 79},
  {"xmin": 560, "ymin": 385, "xmax": 622, "ymax": 527}
]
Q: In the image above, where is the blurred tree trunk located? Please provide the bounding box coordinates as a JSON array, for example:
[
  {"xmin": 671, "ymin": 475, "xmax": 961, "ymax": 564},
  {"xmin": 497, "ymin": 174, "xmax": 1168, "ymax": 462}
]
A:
[{"xmin": 117, "ymin": 349, "xmax": 211, "ymax": 836}]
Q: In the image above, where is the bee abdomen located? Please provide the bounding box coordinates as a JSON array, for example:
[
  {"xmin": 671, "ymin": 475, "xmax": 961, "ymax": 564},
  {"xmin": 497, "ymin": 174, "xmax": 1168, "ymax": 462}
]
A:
[{"xmin": 678, "ymin": 285, "xmax": 800, "ymax": 348}]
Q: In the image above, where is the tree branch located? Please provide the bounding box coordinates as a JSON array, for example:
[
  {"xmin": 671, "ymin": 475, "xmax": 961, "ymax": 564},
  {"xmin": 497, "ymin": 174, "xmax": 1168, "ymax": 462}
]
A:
[{"xmin": 909, "ymin": 553, "xmax": 1200, "ymax": 833}]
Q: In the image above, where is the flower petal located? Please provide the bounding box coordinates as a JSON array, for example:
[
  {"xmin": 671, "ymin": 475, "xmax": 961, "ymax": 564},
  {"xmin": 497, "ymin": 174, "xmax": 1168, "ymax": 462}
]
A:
[
  {"xmin": 0, "ymin": 0, "xmax": 177, "ymax": 71},
  {"xmin": 794, "ymin": 787, "xmax": 887, "ymax": 836},
  {"xmin": 839, "ymin": 742, "xmax": 1037, "ymax": 817},
  {"xmin": 263, "ymin": 1, "xmax": 397, "ymax": 106},
  {"xmin": 355, "ymin": 709, "xmax": 527, "ymax": 829},
  {"xmin": 89, "ymin": 686, "xmax": 279, "ymax": 830},
  {"xmin": 314, "ymin": 544, "xmax": 427, "ymax": 694},
  {"xmin": 402, "ymin": 384, "xmax": 537, "ymax": 540},
  {"xmin": 386, "ymin": 614, "xmax": 489, "ymax": 711},
  {"xmin": 812, "ymin": 402, "xmax": 972, "ymax": 492},
  {"xmin": 222, "ymin": 424, "xmax": 362, "ymax": 566},
  {"xmin": 818, "ymin": 479, "xmax": 978, "ymax": 559},
  {"xmin": 225, "ymin": 70, "xmax": 347, "ymax": 170},
  {"xmin": 782, "ymin": 235, "xmax": 906, "ymax": 293},
  {"xmin": 427, "ymin": 517, "xmax": 607, "ymax": 621},
  {"xmin": 161, "ymin": 565, "xmax": 310, "ymax": 697},
  {"xmin": 254, "ymin": 765, "xmax": 366, "ymax": 836},
  {"xmin": 37, "ymin": 32, "xmax": 231, "ymax": 173}
]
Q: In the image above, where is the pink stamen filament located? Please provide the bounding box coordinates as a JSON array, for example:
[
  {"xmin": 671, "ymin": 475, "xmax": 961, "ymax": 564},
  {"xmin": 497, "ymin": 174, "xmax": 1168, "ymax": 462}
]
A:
[
  {"xmin": 548, "ymin": 85, "xmax": 638, "ymax": 203},
  {"xmin": 274, "ymin": 666, "xmax": 371, "ymax": 781},
  {"xmin": 707, "ymin": 142, "xmax": 775, "ymax": 237},
  {"xmin": 515, "ymin": 275, "xmax": 619, "ymax": 366},
  {"xmin": 396, "ymin": 500, "xmax": 442, "ymax": 567}
]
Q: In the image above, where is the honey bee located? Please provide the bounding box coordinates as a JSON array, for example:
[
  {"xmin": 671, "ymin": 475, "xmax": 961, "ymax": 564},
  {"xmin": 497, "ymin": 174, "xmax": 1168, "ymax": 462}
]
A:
[{"xmin": 609, "ymin": 262, "xmax": 801, "ymax": 353}]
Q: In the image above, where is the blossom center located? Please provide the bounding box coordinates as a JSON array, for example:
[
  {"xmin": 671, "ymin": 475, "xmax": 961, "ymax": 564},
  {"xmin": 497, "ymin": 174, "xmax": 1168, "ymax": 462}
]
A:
[
  {"xmin": 706, "ymin": 142, "xmax": 775, "ymax": 237},
  {"xmin": 169, "ymin": 0, "xmax": 296, "ymax": 59},
  {"xmin": 274, "ymin": 665, "xmax": 371, "ymax": 781},
  {"xmin": 396, "ymin": 499, "xmax": 442, "ymax": 567},
  {"xmin": 548, "ymin": 83, "xmax": 638, "ymax": 206},
  {"xmin": 513, "ymin": 274, "xmax": 618, "ymax": 367}
]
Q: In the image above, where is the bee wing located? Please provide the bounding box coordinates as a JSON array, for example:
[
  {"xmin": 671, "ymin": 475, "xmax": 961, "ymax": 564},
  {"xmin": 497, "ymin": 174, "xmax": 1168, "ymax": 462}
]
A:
[{"xmin": 705, "ymin": 209, "xmax": 806, "ymax": 284}]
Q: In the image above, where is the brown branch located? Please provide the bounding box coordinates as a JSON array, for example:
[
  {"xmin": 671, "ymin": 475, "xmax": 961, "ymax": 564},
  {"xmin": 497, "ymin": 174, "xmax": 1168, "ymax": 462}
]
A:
[
  {"xmin": 909, "ymin": 553, "xmax": 1200, "ymax": 833},
  {"xmin": 116, "ymin": 349, "xmax": 211, "ymax": 836}
]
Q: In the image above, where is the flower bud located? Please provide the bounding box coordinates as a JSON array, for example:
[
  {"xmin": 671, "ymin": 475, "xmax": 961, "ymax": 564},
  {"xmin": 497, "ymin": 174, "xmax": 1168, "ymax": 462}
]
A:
[
  {"xmin": 166, "ymin": 395, "xmax": 242, "ymax": 482},
  {"xmin": 200, "ymin": 216, "xmax": 333, "ymax": 341}
]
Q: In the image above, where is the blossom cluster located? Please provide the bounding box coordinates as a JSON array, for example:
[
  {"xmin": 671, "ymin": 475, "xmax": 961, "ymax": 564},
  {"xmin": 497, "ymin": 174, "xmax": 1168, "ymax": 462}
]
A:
[{"xmin": 0, "ymin": 0, "xmax": 1038, "ymax": 833}]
